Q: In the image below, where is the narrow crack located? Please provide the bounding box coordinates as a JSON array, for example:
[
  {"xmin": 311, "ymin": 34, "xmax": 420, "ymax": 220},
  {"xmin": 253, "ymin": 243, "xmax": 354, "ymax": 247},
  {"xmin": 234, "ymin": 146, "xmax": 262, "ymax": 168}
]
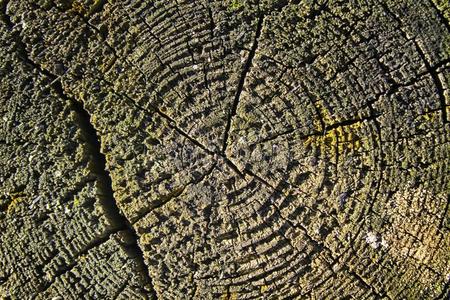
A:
[
  {"xmin": 324, "ymin": 114, "xmax": 380, "ymax": 131},
  {"xmin": 414, "ymin": 42, "xmax": 449, "ymax": 125},
  {"xmin": 243, "ymin": 168, "xmax": 277, "ymax": 191},
  {"xmin": 221, "ymin": 13, "xmax": 265, "ymax": 154},
  {"xmin": 206, "ymin": 0, "xmax": 215, "ymax": 39},
  {"xmin": 42, "ymin": 0, "xmax": 251, "ymax": 183},
  {"xmin": 347, "ymin": 270, "xmax": 391, "ymax": 299},
  {"xmin": 248, "ymin": 113, "xmax": 380, "ymax": 149},
  {"xmin": 439, "ymin": 194, "xmax": 450, "ymax": 229},
  {"xmin": 114, "ymin": 87, "xmax": 246, "ymax": 179},
  {"xmin": 39, "ymin": 231, "xmax": 118, "ymax": 293},
  {"xmin": 131, "ymin": 163, "xmax": 217, "ymax": 225},
  {"xmin": 381, "ymin": 2, "xmax": 449, "ymax": 125},
  {"xmin": 254, "ymin": 182, "xmax": 389, "ymax": 299},
  {"xmin": 4, "ymin": 2, "xmax": 448, "ymax": 299},
  {"xmin": 0, "ymin": 195, "xmax": 14, "ymax": 213},
  {"xmin": 251, "ymin": 128, "xmax": 296, "ymax": 146},
  {"xmin": 385, "ymin": 59, "xmax": 450, "ymax": 97}
]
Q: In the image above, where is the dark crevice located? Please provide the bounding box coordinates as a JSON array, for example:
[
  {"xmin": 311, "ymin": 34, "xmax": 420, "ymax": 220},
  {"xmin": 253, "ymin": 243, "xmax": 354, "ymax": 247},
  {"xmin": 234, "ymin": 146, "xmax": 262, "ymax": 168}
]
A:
[
  {"xmin": 221, "ymin": 155, "xmax": 245, "ymax": 178},
  {"xmin": 411, "ymin": 40, "xmax": 449, "ymax": 124},
  {"xmin": 222, "ymin": 13, "xmax": 265, "ymax": 154},
  {"xmin": 112, "ymin": 279, "xmax": 131, "ymax": 300},
  {"xmin": 203, "ymin": 62, "xmax": 214, "ymax": 107},
  {"xmin": 434, "ymin": 279, "xmax": 450, "ymax": 300},
  {"xmin": 50, "ymin": 0, "xmax": 117, "ymax": 54},
  {"xmin": 428, "ymin": 0, "xmax": 450, "ymax": 33},
  {"xmin": 131, "ymin": 186, "xmax": 187, "ymax": 225},
  {"xmin": 255, "ymin": 182, "xmax": 391, "ymax": 300},
  {"xmin": 54, "ymin": 0, "xmax": 246, "ymax": 171},
  {"xmin": 0, "ymin": 273, "xmax": 9, "ymax": 285},
  {"xmin": 119, "ymin": 2, "xmax": 163, "ymax": 48},
  {"xmin": 0, "ymin": 0, "xmax": 12, "ymax": 29},
  {"xmin": 88, "ymin": 0, "xmax": 107, "ymax": 16},
  {"xmin": 206, "ymin": 0, "xmax": 215, "ymax": 39},
  {"xmin": 5, "ymin": 3, "xmax": 448, "ymax": 298},
  {"xmin": 5, "ymin": 13, "xmax": 157, "ymax": 296},
  {"xmin": 121, "ymin": 91, "xmax": 216, "ymax": 157},
  {"xmin": 59, "ymin": 85, "xmax": 157, "ymax": 298},
  {"xmin": 0, "ymin": 196, "xmax": 14, "ymax": 213}
]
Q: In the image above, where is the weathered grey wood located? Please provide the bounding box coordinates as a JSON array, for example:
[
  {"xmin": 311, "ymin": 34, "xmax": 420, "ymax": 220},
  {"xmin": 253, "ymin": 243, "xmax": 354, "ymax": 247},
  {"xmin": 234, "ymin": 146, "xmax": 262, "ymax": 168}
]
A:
[{"xmin": 0, "ymin": 0, "xmax": 449, "ymax": 299}]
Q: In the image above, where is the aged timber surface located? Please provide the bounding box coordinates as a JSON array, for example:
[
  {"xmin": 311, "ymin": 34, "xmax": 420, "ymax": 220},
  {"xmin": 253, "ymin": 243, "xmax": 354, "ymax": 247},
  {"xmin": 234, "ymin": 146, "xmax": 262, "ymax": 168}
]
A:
[{"xmin": 0, "ymin": 0, "xmax": 449, "ymax": 299}]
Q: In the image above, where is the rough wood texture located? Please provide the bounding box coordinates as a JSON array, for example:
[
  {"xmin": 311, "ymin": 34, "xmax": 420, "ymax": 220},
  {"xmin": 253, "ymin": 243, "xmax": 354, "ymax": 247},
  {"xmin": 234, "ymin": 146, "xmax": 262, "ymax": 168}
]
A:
[{"xmin": 1, "ymin": 0, "xmax": 449, "ymax": 299}]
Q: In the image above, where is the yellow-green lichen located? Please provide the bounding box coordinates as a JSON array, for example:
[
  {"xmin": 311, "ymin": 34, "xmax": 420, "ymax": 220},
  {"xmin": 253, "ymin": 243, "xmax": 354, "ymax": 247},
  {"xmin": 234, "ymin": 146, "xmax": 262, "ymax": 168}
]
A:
[
  {"xmin": 304, "ymin": 122, "xmax": 364, "ymax": 156},
  {"xmin": 71, "ymin": 1, "xmax": 87, "ymax": 14},
  {"xmin": 228, "ymin": 0, "xmax": 244, "ymax": 11},
  {"xmin": 220, "ymin": 291, "xmax": 238, "ymax": 300},
  {"xmin": 6, "ymin": 196, "xmax": 25, "ymax": 214}
]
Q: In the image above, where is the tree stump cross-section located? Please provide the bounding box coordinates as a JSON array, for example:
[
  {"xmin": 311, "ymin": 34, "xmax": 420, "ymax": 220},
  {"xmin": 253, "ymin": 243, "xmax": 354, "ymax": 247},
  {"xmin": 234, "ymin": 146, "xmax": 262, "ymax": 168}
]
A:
[{"xmin": 0, "ymin": 0, "xmax": 449, "ymax": 299}]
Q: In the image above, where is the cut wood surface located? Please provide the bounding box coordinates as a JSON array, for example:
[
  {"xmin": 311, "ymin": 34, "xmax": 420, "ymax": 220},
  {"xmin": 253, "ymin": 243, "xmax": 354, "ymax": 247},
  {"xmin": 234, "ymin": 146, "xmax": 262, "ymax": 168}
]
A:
[{"xmin": 0, "ymin": 0, "xmax": 449, "ymax": 299}]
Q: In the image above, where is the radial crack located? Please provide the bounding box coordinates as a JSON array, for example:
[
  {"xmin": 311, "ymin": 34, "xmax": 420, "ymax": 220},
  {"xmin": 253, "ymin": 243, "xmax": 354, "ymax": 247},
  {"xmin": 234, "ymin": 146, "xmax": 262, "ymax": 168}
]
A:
[
  {"xmin": 222, "ymin": 13, "xmax": 265, "ymax": 154},
  {"xmin": 5, "ymin": 15, "xmax": 157, "ymax": 295},
  {"xmin": 61, "ymin": 87, "xmax": 158, "ymax": 299}
]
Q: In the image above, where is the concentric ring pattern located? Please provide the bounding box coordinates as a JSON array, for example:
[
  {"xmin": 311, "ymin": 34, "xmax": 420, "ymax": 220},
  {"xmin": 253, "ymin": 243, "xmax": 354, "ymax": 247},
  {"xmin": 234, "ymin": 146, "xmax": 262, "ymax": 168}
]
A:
[{"xmin": 0, "ymin": 0, "xmax": 449, "ymax": 299}]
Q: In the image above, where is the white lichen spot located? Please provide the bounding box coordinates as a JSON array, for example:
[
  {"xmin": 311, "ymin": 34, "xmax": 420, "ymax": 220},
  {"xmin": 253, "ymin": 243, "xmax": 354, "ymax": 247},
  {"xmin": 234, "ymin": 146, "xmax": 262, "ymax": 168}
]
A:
[
  {"xmin": 29, "ymin": 195, "xmax": 41, "ymax": 209},
  {"xmin": 192, "ymin": 64, "xmax": 199, "ymax": 70},
  {"xmin": 365, "ymin": 231, "xmax": 380, "ymax": 249},
  {"xmin": 380, "ymin": 237, "xmax": 389, "ymax": 249}
]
